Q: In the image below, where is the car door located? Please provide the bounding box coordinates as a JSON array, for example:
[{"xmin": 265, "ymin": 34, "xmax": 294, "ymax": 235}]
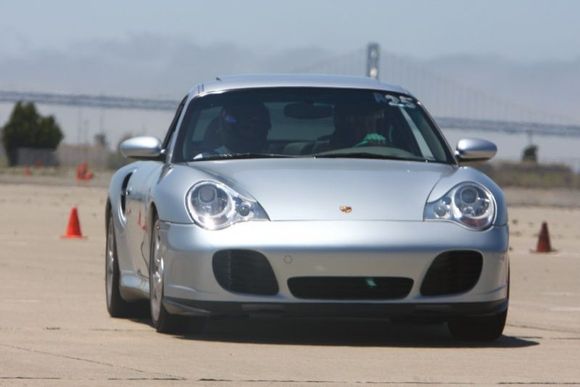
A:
[
  {"xmin": 125, "ymin": 97, "xmax": 188, "ymax": 279},
  {"xmin": 123, "ymin": 162, "xmax": 161, "ymax": 278}
]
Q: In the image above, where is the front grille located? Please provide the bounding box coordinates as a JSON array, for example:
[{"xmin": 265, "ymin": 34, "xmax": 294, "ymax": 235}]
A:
[
  {"xmin": 288, "ymin": 277, "xmax": 413, "ymax": 300},
  {"xmin": 213, "ymin": 250, "xmax": 279, "ymax": 296},
  {"xmin": 420, "ymin": 251, "xmax": 483, "ymax": 296}
]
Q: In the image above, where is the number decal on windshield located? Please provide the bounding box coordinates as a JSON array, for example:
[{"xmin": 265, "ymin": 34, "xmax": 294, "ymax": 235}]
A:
[{"xmin": 375, "ymin": 93, "xmax": 416, "ymax": 109}]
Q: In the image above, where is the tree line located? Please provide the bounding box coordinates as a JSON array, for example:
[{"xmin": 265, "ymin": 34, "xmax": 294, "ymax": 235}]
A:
[{"xmin": 1, "ymin": 102, "xmax": 63, "ymax": 166}]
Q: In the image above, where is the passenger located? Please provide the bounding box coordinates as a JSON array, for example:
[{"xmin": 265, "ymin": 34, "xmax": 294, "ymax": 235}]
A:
[{"xmin": 215, "ymin": 101, "xmax": 271, "ymax": 154}]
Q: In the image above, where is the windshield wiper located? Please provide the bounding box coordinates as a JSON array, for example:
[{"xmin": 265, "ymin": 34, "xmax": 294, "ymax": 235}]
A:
[
  {"xmin": 314, "ymin": 152, "xmax": 426, "ymax": 162},
  {"xmin": 192, "ymin": 152, "xmax": 296, "ymax": 161}
]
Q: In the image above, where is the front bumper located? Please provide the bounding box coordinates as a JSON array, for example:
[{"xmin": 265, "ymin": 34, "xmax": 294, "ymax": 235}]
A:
[
  {"xmin": 164, "ymin": 298, "xmax": 508, "ymax": 319},
  {"xmin": 159, "ymin": 220, "xmax": 509, "ymax": 317}
]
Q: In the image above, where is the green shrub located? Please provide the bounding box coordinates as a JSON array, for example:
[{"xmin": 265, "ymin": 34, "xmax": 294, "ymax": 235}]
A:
[{"xmin": 1, "ymin": 102, "xmax": 64, "ymax": 166}]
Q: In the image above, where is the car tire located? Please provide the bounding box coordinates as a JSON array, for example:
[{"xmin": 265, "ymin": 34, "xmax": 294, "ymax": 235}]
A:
[
  {"xmin": 447, "ymin": 309, "xmax": 507, "ymax": 341},
  {"xmin": 106, "ymin": 214, "xmax": 147, "ymax": 317},
  {"xmin": 448, "ymin": 268, "xmax": 510, "ymax": 342},
  {"xmin": 149, "ymin": 214, "xmax": 205, "ymax": 334}
]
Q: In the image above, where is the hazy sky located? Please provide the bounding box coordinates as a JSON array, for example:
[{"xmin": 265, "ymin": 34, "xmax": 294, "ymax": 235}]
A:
[
  {"xmin": 1, "ymin": 0, "xmax": 579, "ymax": 61},
  {"xmin": 1, "ymin": 0, "xmax": 579, "ymax": 165}
]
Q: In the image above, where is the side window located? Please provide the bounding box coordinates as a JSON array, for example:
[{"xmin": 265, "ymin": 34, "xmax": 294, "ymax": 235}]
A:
[
  {"xmin": 405, "ymin": 108, "xmax": 449, "ymax": 161},
  {"xmin": 162, "ymin": 96, "xmax": 188, "ymax": 151},
  {"xmin": 400, "ymin": 108, "xmax": 435, "ymax": 159}
]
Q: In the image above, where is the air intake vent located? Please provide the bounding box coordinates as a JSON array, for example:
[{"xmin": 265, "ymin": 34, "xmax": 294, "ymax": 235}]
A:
[
  {"xmin": 288, "ymin": 277, "xmax": 413, "ymax": 300},
  {"xmin": 213, "ymin": 250, "xmax": 279, "ymax": 296},
  {"xmin": 420, "ymin": 251, "xmax": 483, "ymax": 296},
  {"xmin": 120, "ymin": 172, "xmax": 133, "ymax": 218}
]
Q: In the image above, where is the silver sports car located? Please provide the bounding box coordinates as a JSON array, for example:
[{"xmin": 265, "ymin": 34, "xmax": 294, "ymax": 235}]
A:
[{"xmin": 106, "ymin": 74, "xmax": 509, "ymax": 341}]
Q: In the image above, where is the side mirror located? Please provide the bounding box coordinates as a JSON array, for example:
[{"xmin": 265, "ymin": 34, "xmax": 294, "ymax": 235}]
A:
[
  {"xmin": 455, "ymin": 138, "xmax": 497, "ymax": 162},
  {"xmin": 120, "ymin": 136, "xmax": 163, "ymax": 160}
]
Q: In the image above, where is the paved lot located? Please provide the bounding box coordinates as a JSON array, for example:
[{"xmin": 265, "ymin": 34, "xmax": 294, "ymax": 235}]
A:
[{"xmin": 1, "ymin": 182, "xmax": 579, "ymax": 386}]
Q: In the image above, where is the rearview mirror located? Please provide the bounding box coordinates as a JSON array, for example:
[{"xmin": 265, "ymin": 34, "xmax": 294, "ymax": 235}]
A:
[
  {"xmin": 120, "ymin": 136, "xmax": 163, "ymax": 160},
  {"xmin": 455, "ymin": 138, "xmax": 497, "ymax": 162},
  {"xmin": 284, "ymin": 102, "xmax": 333, "ymax": 119}
]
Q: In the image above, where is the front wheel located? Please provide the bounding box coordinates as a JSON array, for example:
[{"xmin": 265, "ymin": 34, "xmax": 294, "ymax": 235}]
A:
[
  {"xmin": 449, "ymin": 263, "xmax": 510, "ymax": 342},
  {"xmin": 106, "ymin": 214, "xmax": 147, "ymax": 317},
  {"xmin": 149, "ymin": 215, "xmax": 205, "ymax": 334}
]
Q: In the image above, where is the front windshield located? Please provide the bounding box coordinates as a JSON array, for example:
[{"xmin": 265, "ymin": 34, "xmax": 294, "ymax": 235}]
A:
[{"xmin": 173, "ymin": 87, "xmax": 453, "ymax": 163}]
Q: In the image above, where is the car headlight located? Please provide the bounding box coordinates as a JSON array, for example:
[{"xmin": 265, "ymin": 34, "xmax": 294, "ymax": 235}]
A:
[
  {"xmin": 424, "ymin": 182, "xmax": 496, "ymax": 230},
  {"xmin": 186, "ymin": 181, "xmax": 269, "ymax": 230}
]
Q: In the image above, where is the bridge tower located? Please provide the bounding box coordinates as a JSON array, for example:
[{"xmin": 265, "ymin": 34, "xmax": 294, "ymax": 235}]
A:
[{"xmin": 366, "ymin": 42, "xmax": 380, "ymax": 80}]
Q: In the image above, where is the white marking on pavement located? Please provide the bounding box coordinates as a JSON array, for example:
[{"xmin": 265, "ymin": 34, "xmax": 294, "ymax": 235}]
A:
[{"xmin": 549, "ymin": 307, "xmax": 580, "ymax": 312}]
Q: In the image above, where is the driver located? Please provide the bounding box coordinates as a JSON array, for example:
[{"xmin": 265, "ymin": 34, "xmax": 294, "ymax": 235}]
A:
[
  {"xmin": 330, "ymin": 103, "xmax": 387, "ymax": 149},
  {"xmin": 214, "ymin": 101, "xmax": 271, "ymax": 154}
]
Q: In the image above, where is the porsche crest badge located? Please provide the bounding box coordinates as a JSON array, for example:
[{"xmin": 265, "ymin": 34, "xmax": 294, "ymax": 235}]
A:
[{"xmin": 339, "ymin": 205, "xmax": 352, "ymax": 214}]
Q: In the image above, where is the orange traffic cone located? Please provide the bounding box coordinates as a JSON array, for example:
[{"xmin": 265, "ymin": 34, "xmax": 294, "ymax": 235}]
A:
[
  {"xmin": 61, "ymin": 207, "xmax": 85, "ymax": 239},
  {"xmin": 535, "ymin": 221, "xmax": 553, "ymax": 253},
  {"xmin": 76, "ymin": 162, "xmax": 87, "ymax": 180},
  {"xmin": 24, "ymin": 166, "xmax": 32, "ymax": 176},
  {"xmin": 76, "ymin": 162, "xmax": 94, "ymax": 181}
]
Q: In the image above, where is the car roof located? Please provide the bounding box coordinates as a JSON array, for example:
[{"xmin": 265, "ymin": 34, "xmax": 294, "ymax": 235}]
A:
[{"xmin": 188, "ymin": 74, "xmax": 412, "ymax": 97}]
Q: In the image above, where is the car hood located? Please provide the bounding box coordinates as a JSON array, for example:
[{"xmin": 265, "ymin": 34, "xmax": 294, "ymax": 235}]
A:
[{"xmin": 189, "ymin": 158, "xmax": 455, "ymax": 221}]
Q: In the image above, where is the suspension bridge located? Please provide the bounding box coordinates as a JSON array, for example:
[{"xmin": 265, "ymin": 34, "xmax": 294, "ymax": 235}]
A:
[{"xmin": 1, "ymin": 43, "xmax": 579, "ymax": 137}]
